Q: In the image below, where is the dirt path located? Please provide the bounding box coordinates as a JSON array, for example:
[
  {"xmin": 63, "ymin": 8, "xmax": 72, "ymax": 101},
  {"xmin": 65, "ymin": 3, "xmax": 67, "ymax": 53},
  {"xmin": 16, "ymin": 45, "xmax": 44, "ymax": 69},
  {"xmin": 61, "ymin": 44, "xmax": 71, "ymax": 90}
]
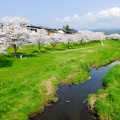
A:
[{"xmin": 51, "ymin": 44, "xmax": 106, "ymax": 53}]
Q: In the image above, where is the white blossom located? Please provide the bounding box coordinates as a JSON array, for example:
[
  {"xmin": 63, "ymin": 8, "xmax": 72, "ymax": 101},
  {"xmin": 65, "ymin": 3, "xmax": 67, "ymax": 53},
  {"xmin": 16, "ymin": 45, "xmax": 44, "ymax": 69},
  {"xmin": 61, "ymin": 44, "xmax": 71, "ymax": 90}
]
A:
[
  {"xmin": 48, "ymin": 33, "xmax": 63, "ymax": 49},
  {"xmin": 29, "ymin": 29, "xmax": 48, "ymax": 51},
  {"xmin": 1, "ymin": 16, "xmax": 30, "ymax": 56},
  {"xmin": 107, "ymin": 33, "xmax": 120, "ymax": 40}
]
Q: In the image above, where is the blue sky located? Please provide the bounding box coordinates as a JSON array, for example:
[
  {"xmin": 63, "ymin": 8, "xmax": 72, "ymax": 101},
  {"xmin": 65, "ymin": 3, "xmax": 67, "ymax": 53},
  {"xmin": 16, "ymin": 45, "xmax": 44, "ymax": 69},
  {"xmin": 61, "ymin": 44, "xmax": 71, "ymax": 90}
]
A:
[{"xmin": 0, "ymin": 0, "xmax": 120, "ymax": 30}]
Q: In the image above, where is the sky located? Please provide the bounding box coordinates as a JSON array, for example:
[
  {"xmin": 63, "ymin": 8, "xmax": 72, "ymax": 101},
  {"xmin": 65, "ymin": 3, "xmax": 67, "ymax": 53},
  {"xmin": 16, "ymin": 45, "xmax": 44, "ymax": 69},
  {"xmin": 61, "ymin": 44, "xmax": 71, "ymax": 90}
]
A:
[{"xmin": 0, "ymin": 0, "xmax": 120, "ymax": 30}]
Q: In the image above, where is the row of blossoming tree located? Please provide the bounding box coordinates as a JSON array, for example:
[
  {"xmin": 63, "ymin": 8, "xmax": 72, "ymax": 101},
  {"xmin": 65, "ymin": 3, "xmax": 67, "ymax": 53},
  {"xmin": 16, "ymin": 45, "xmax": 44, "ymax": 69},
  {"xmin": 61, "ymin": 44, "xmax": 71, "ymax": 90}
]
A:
[{"xmin": 0, "ymin": 17, "xmax": 120, "ymax": 56}]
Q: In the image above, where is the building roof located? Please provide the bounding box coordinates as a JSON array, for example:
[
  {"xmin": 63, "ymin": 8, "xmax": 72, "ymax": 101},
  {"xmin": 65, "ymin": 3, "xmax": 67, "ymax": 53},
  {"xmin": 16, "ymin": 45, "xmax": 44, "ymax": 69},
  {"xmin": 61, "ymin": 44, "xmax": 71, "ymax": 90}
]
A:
[
  {"xmin": 27, "ymin": 25, "xmax": 56, "ymax": 32},
  {"xmin": 70, "ymin": 29, "xmax": 78, "ymax": 33}
]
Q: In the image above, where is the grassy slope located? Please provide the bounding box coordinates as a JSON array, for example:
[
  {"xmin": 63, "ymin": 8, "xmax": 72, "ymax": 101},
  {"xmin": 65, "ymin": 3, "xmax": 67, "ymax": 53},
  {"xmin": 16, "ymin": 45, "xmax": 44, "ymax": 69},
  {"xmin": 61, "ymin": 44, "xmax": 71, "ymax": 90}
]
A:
[{"xmin": 0, "ymin": 40, "xmax": 120, "ymax": 120}]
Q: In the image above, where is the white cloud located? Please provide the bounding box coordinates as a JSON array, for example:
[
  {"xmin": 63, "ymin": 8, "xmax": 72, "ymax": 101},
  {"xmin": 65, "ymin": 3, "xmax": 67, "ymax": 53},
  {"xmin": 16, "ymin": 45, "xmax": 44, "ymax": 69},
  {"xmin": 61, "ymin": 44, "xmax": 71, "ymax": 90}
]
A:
[
  {"xmin": 54, "ymin": 14, "xmax": 81, "ymax": 23},
  {"xmin": 54, "ymin": 7, "xmax": 120, "ymax": 29},
  {"xmin": 63, "ymin": 16, "xmax": 72, "ymax": 22},
  {"xmin": 98, "ymin": 7, "xmax": 120, "ymax": 18},
  {"xmin": 84, "ymin": 12, "xmax": 96, "ymax": 21}
]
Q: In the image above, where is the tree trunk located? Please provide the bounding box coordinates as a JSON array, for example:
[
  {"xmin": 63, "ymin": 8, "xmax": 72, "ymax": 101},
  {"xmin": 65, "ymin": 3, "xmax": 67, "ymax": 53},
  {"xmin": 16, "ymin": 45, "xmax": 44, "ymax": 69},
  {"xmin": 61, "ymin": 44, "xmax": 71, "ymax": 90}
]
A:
[
  {"xmin": 51, "ymin": 43, "xmax": 56, "ymax": 50},
  {"xmin": 12, "ymin": 44, "xmax": 17, "ymax": 57},
  {"xmin": 38, "ymin": 43, "xmax": 41, "ymax": 52},
  {"xmin": 67, "ymin": 42, "xmax": 70, "ymax": 48}
]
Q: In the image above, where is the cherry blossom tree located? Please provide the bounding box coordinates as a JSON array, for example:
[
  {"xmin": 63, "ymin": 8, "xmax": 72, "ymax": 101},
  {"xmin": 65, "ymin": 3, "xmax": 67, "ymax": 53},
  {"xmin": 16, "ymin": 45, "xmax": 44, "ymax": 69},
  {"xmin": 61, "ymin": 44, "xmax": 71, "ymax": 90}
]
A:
[
  {"xmin": 1, "ymin": 16, "xmax": 30, "ymax": 57},
  {"xmin": 107, "ymin": 34, "xmax": 120, "ymax": 40},
  {"xmin": 0, "ymin": 26, "xmax": 8, "ymax": 54},
  {"xmin": 63, "ymin": 34, "xmax": 77, "ymax": 48},
  {"xmin": 0, "ymin": 38, "xmax": 8, "ymax": 54},
  {"xmin": 29, "ymin": 29, "xmax": 48, "ymax": 51},
  {"xmin": 77, "ymin": 30, "xmax": 106, "ymax": 43},
  {"xmin": 48, "ymin": 33, "xmax": 63, "ymax": 49},
  {"xmin": 47, "ymin": 31, "xmax": 106, "ymax": 49}
]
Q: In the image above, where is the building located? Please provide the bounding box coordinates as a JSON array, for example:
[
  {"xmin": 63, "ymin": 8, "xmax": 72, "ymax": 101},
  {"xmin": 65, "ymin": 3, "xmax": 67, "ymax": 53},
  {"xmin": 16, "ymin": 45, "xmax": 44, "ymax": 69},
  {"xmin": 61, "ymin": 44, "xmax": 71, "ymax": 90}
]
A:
[{"xmin": 27, "ymin": 25, "xmax": 56, "ymax": 33}]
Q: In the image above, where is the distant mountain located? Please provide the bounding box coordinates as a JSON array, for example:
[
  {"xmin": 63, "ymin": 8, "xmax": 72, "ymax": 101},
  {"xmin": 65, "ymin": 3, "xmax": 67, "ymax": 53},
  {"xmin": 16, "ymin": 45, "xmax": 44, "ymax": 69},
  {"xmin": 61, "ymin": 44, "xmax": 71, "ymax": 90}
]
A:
[{"xmin": 91, "ymin": 29, "xmax": 120, "ymax": 35}]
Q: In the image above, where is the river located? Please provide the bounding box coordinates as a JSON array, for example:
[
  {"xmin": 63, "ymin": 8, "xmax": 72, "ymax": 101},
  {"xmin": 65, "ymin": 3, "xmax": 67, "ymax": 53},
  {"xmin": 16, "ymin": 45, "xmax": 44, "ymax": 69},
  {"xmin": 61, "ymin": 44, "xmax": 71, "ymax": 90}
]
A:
[{"xmin": 30, "ymin": 61, "xmax": 118, "ymax": 120}]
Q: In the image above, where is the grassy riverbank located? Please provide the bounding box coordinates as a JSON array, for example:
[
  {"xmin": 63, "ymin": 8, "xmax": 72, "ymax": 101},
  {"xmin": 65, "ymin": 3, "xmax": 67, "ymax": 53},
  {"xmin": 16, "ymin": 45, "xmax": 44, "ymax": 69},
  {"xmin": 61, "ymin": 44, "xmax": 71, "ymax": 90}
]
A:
[
  {"xmin": 0, "ymin": 40, "xmax": 120, "ymax": 120},
  {"xmin": 87, "ymin": 63, "xmax": 120, "ymax": 120}
]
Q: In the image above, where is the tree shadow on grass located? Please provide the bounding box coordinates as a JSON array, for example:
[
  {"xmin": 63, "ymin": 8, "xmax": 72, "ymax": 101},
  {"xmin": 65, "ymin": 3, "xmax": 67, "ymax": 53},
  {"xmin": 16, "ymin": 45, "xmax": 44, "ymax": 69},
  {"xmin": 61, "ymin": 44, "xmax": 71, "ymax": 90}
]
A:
[
  {"xmin": 17, "ymin": 53, "xmax": 38, "ymax": 59},
  {"xmin": 0, "ymin": 56, "xmax": 13, "ymax": 68},
  {"xmin": 9, "ymin": 52, "xmax": 39, "ymax": 58},
  {"xmin": 31, "ymin": 50, "xmax": 48, "ymax": 54},
  {"xmin": 31, "ymin": 50, "xmax": 39, "ymax": 54},
  {"xmin": 43, "ymin": 47, "xmax": 53, "ymax": 51}
]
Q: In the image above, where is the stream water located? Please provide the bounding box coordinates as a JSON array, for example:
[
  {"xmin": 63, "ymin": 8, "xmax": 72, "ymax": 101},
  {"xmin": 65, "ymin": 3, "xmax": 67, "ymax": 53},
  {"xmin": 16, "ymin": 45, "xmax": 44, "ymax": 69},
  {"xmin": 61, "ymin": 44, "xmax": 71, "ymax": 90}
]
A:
[{"xmin": 30, "ymin": 61, "xmax": 118, "ymax": 120}]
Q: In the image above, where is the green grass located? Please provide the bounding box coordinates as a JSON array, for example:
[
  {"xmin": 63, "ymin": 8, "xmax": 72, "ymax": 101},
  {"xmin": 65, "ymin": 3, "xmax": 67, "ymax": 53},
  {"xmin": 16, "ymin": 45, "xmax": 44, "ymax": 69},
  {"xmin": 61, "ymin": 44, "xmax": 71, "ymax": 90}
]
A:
[
  {"xmin": 87, "ymin": 62, "xmax": 120, "ymax": 120},
  {"xmin": 0, "ymin": 40, "xmax": 120, "ymax": 120}
]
